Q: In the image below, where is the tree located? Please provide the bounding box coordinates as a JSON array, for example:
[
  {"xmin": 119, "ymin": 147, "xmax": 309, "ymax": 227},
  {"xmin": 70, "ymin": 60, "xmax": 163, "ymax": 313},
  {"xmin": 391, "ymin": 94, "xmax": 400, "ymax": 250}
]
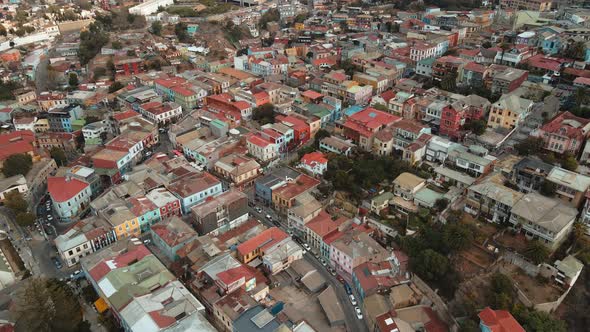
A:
[
  {"xmin": 463, "ymin": 119, "xmax": 486, "ymax": 135},
  {"xmin": 314, "ymin": 129, "xmax": 331, "ymax": 148},
  {"xmin": 540, "ymin": 180, "xmax": 556, "ymax": 197},
  {"xmin": 4, "ymin": 191, "xmax": 28, "ymax": 214},
  {"xmin": 111, "ymin": 40, "xmax": 122, "ymax": 50},
  {"xmin": 108, "ymin": 81, "xmax": 124, "ymax": 93},
  {"xmin": 75, "ymin": 132, "xmax": 85, "ymax": 151},
  {"xmin": 561, "ymin": 153, "xmax": 578, "ymax": 171},
  {"xmin": 79, "ymin": 22, "xmax": 109, "ymax": 65},
  {"xmin": 15, "ymin": 212, "xmax": 35, "ymax": 226},
  {"xmin": 174, "ymin": 22, "xmax": 190, "ymax": 43},
  {"xmin": 458, "ymin": 320, "xmax": 479, "ymax": 332},
  {"xmin": 151, "ymin": 21, "xmax": 162, "ymax": 36},
  {"xmin": 50, "ymin": 147, "xmax": 67, "ymax": 166},
  {"xmin": 486, "ymin": 272, "xmax": 515, "ymax": 309},
  {"xmin": 2, "ymin": 153, "xmax": 32, "ymax": 177},
  {"xmin": 515, "ymin": 137, "xmax": 544, "ymax": 156},
  {"xmin": 443, "ymin": 223, "xmax": 474, "ymax": 252},
  {"xmin": 258, "ymin": 8, "xmax": 280, "ymax": 30},
  {"xmin": 434, "ymin": 198, "xmax": 449, "ymax": 212},
  {"xmin": 100, "ymin": 132, "xmax": 108, "ymax": 144},
  {"xmin": 373, "ymin": 103, "xmax": 389, "ymax": 112},
  {"xmin": 524, "ymin": 241, "xmax": 550, "ymax": 264},
  {"xmin": 513, "ymin": 305, "xmax": 567, "ymax": 332},
  {"xmin": 11, "ymin": 278, "xmax": 83, "ymax": 331},
  {"xmin": 68, "ymin": 72, "xmax": 79, "ymax": 88},
  {"xmin": 482, "ymin": 41, "xmax": 492, "ymax": 48},
  {"xmin": 252, "ymin": 103, "xmax": 275, "ymax": 125},
  {"xmin": 93, "ymin": 67, "xmax": 106, "ymax": 80},
  {"xmin": 411, "ymin": 249, "xmax": 449, "ymax": 281},
  {"xmin": 0, "ymin": 24, "xmax": 6, "ymax": 36}
]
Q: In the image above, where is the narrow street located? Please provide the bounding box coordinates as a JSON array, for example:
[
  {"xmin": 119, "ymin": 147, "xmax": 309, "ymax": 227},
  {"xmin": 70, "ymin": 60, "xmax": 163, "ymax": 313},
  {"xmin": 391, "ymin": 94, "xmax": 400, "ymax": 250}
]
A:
[{"xmin": 246, "ymin": 201, "xmax": 369, "ymax": 332}]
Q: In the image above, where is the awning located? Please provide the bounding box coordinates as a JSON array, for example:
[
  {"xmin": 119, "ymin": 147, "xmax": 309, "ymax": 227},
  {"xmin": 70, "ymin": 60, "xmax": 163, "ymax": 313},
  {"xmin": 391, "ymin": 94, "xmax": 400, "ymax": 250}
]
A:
[{"xmin": 94, "ymin": 297, "xmax": 109, "ymax": 313}]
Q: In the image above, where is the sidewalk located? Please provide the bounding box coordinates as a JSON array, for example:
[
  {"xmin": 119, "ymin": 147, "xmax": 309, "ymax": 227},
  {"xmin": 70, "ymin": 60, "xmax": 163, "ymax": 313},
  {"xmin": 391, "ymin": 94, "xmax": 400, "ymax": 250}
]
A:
[{"xmin": 81, "ymin": 301, "xmax": 107, "ymax": 332}]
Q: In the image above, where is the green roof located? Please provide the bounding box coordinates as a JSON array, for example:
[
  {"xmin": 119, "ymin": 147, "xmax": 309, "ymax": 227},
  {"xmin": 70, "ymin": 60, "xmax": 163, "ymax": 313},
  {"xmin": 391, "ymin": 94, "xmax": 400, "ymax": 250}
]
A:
[
  {"xmin": 414, "ymin": 188, "xmax": 443, "ymax": 207},
  {"xmin": 372, "ymin": 192, "xmax": 394, "ymax": 205}
]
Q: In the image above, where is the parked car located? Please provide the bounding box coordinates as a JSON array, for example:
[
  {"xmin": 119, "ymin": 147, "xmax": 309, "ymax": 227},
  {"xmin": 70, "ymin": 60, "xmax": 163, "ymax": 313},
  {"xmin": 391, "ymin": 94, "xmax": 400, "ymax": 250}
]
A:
[
  {"xmin": 143, "ymin": 239, "xmax": 151, "ymax": 245},
  {"xmin": 349, "ymin": 294, "xmax": 357, "ymax": 306},
  {"xmin": 344, "ymin": 283, "xmax": 352, "ymax": 295},
  {"xmin": 52, "ymin": 258, "xmax": 62, "ymax": 269},
  {"xmin": 329, "ymin": 267, "xmax": 336, "ymax": 276},
  {"xmin": 355, "ymin": 307, "xmax": 363, "ymax": 319},
  {"xmin": 255, "ymin": 207, "xmax": 262, "ymax": 213},
  {"xmin": 70, "ymin": 270, "xmax": 81, "ymax": 279},
  {"xmin": 303, "ymin": 243, "xmax": 311, "ymax": 251},
  {"xmin": 265, "ymin": 214, "xmax": 272, "ymax": 220},
  {"xmin": 47, "ymin": 215, "xmax": 53, "ymax": 221},
  {"xmin": 320, "ymin": 259, "xmax": 327, "ymax": 267}
]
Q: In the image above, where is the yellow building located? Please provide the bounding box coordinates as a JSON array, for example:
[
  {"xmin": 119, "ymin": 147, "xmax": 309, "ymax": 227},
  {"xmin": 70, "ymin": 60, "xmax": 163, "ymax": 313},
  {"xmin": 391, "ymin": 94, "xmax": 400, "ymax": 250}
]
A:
[
  {"xmin": 100, "ymin": 204, "xmax": 141, "ymax": 239},
  {"xmin": 487, "ymin": 94, "xmax": 533, "ymax": 130}
]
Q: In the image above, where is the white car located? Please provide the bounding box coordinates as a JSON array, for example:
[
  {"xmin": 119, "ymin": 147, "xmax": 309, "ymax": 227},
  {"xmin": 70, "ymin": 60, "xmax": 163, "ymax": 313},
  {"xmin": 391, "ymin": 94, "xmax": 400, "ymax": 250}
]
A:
[
  {"xmin": 349, "ymin": 294, "xmax": 357, "ymax": 306},
  {"xmin": 144, "ymin": 239, "xmax": 151, "ymax": 245},
  {"xmin": 47, "ymin": 215, "xmax": 53, "ymax": 221},
  {"xmin": 255, "ymin": 207, "xmax": 262, "ymax": 213},
  {"xmin": 355, "ymin": 306, "xmax": 363, "ymax": 319},
  {"xmin": 70, "ymin": 270, "xmax": 81, "ymax": 279},
  {"xmin": 320, "ymin": 259, "xmax": 327, "ymax": 267},
  {"xmin": 303, "ymin": 243, "xmax": 311, "ymax": 251},
  {"xmin": 265, "ymin": 214, "xmax": 272, "ymax": 220}
]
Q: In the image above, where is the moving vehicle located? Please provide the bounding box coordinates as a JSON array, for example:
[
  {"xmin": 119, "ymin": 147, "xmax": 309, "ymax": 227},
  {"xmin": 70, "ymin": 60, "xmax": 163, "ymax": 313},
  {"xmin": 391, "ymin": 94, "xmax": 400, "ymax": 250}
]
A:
[{"xmin": 355, "ymin": 307, "xmax": 363, "ymax": 319}]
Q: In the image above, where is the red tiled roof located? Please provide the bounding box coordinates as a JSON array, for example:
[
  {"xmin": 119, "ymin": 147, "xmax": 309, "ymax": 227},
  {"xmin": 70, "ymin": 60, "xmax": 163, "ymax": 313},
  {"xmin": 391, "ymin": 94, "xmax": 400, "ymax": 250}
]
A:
[
  {"xmin": 273, "ymin": 173, "xmax": 320, "ymax": 200},
  {"xmin": 88, "ymin": 245, "xmax": 151, "ymax": 282},
  {"xmin": 301, "ymin": 151, "xmax": 328, "ymax": 166},
  {"xmin": 540, "ymin": 111, "xmax": 590, "ymax": 140},
  {"xmin": 302, "ymin": 90, "xmax": 325, "ymax": 100},
  {"xmin": 478, "ymin": 307, "xmax": 525, "ymax": 332},
  {"xmin": 464, "ymin": 61, "xmax": 486, "ymax": 73},
  {"xmin": 525, "ymin": 54, "xmax": 565, "ymax": 72},
  {"xmin": 47, "ymin": 177, "xmax": 89, "ymax": 202},
  {"xmin": 237, "ymin": 227, "xmax": 288, "ymax": 256},
  {"xmin": 248, "ymin": 134, "xmax": 273, "ymax": 148},
  {"xmin": 217, "ymin": 265, "xmax": 255, "ymax": 286},
  {"xmin": 380, "ymin": 90, "xmax": 396, "ymax": 103},
  {"xmin": 306, "ymin": 210, "xmax": 344, "ymax": 237},
  {"xmin": 113, "ymin": 110, "xmax": 139, "ymax": 121},
  {"xmin": 574, "ymin": 77, "xmax": 590, "ymax": 86}
]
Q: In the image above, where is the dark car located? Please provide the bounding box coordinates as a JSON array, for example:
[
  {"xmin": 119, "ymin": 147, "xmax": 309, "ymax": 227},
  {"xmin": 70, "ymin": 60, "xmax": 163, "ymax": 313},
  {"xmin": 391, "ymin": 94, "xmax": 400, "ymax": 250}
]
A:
[
  {"xmin": 52, "ymin": 257, "xmax": 62, "ymax": 269},
  {"xmin": 344, "ymin": 283, "xmax": 352, "ymax": 295}
]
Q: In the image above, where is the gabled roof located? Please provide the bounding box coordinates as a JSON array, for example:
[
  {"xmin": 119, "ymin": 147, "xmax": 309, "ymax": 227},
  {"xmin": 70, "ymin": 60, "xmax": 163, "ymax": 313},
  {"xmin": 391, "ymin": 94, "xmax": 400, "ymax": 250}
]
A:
[
  {"xmin": 478, "ymin": 307, "xmax": 525, "ymax": 332},
  {"xmin": 48, "ymin": 177, "xmax": 89, "ymax": 202}
]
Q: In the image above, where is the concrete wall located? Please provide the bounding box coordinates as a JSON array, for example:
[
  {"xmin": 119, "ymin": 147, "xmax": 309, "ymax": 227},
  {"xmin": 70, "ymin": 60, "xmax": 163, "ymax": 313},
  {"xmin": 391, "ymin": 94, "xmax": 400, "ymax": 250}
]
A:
[{"xmin": 0, "ymin": 32, "xmax": 56, "ymax": 52}]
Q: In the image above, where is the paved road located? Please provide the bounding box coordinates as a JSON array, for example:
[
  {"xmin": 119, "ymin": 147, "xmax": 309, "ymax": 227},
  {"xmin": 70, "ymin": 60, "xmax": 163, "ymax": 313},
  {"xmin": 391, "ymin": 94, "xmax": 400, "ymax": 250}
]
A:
[{"xmin": 246, "ymin": 203, "xmax": 368, "ymax": 332}]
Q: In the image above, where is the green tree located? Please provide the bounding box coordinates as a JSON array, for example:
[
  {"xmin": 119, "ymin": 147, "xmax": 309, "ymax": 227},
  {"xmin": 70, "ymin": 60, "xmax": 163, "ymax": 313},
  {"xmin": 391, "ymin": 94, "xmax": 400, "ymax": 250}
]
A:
[
  {"xmin": 76, "ymin": 132, "xmax": 85, "ymax": 151},
  {"xmin": 561, "ymin": 153, "xmax": 578, "ymax": 171},
  {"xmin": 11, "ymin": 278, "xmax": 84, "ymax": 331},
  {"xmin": 515, "ymin": 137, "xmax": 544, "ymax": 156},
  {"xmin": 373, "ymin": 103, "xmax": 389, "ymax": 112},
  {"xmin": 313, "ymin": 129, "xmax": 331, "ymax": 148},
  {"xmin": 259, "ymin": 8, "xmax": 280, "ymax": 30},
  {"xmin": 458, "ymin": 319, "xmax": 479, "ymax": 332},
  {"xmin": 434, "ymin": 198, "xmax": 449, "ymax": 212},
  {"xmin": 151, "ymin": 21, "xmax": 162, "ymax": 36},
  {"xmin": 93, "ymin": 67, "xmax": 106, "ymax": 79},
  {"xmin": 252, "ymin": 103, "xmax": 275, "ymax": 125},
  {"xmin": 524, "ymin": 241, "xmax": 550, "ymax": 264},
  {"xmin": 411, "ymin": 249, "xmax": 449, "ymax": 281},
  {"xmin": 15, "ymin": 212, "xmax": 35, "ymax": 226},
  {"xmin": 463, "ymin": 119, "xmax": 486, "ymax": 135},
  {"xmin": 513, "ymin": 305, "xmax": 567, "ymax": 332},
  {"xmin": 111, "ymin": 40, "xmax": 122, "ymax": 49},
  {"xmin": 482, "ymin": 41, "xmax": 492, "ymax": 48},
  {"xmin": 68, "ymin": 72, "xmax": 79, "ymax": 88},
  {"xmin": 443, "ymin": 223, "xmax": 474, "ymax": 252},
  {"xmin": 486, "ymin": 273, "xmax": 514, "ymax": 309},
  {"xmin": 4, "ymin": 191, "xmax": 28, "ymax": 214},
  {"xmin": 79, "ymin": 22, "xmax": 109, "ymax": 65},
  {"xmin": 2, "ymin": 153, "xmax": 32, "ymax": 177},
  {"xmin": 108, "ymin": 81, "xmax": 125, "ymax": 93},
  {"xmin": 539, "ymin": 180, "xmax": 556, "ymax": 197},
  {"xmin": 50, "ymin": 147, "xmax": 67, "ymax": 166},
  {"xmin": 174, "ymin": 22, "xmax": 190, "ymax": 43}
]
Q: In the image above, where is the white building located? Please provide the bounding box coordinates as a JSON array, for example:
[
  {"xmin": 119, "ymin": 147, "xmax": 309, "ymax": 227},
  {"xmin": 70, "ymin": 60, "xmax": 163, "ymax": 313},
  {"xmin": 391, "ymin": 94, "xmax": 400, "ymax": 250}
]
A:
[
  {"xmin": 82, "ymin": 120, "xmax": 110, "ymax": 144},
  {"xmin": 47, "ymin": 176, "xmax": 92, "ymax": 221},
  {"xmin": 129, "ymin": 0, "xmax": 175, "ymax": 16},
  {"xmin": 138, "ymin": 101, "xmax": 182, "ymax": 125},
  {"xmin": 299, "ymin": 152, "xmax": 328, "ymax": 176},
  {"xmin": 13, "ymin": 117, "xmax": 36, "ymax": 132},
  {"xmin": 246, "ymin": 135, "xmax": 278, "ymax": 162},
  {"xmin": 0, "ymin": 175, "xmax": 28, "ymax": 201}
]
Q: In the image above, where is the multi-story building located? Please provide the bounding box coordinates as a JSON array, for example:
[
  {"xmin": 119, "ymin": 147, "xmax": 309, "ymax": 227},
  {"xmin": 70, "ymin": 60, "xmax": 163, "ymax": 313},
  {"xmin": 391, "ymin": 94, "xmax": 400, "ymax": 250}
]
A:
[
  {"xmin": 491, "ymin": 68, "xmax": 528, "ymax": 95},
  {"xmin": 464, "ymin": 173, "xmax": 524, "ymax": 224},
  {"xmin": 246, "ymin": 134, "xmax": 278, "ymax": 162},
  {"xmin": 487, "ymin": 94, "xmax": 533, "ymax": 130},
  {"xmin": 191, "ymin": 189, "xmax": 249, "ymax": 236},
  {"xmin": 54, "ymin": 216, "xmax": 117, "ymax": 267},
  {"xmin": 330, "ymin": 230, "xmax": 389, "ymax": 277},
  {"xmin": 432, "ymin": 56, "xmax": 469, "ymax": 83},
  {"xmin": 440, "ymin": 95, "xmax": 490, "ymax": 140},
  {"xmin": 150, "ymin": 216, "xmax": 198, "ymax": 261},
  {"xmin": 167, "ymin": 172, "xmax": 223, "ymax": 214},
  {"xmin": 81, "ymin": 239, "xmax": 216, "ymax": 331},
  {"xmin": 145, "ymin": 187, "xmax": 182, "ymax": 219},
  {"xmin": 510, "ymin": 192, "xmax": 577, "ymax": 249},
  {"xmin": 48, "ymin": 176, "xmax": 92, "ymax": 221},
  {"xmin": 341, "ymin": 107, "xmax": 401, "ymax": 151},
  {"xmin": 213, "ymin": 154, "xmax": 261, "ymax": 188},
  {"xmin": 510, "ymin": 157, "xmax": 554, "ymax": 193},
  {"xmin": 500, "ymin": 0, "xmax": 552, "ymax": 11},
  {"xmin": 299, "ymin": 151, "xmax": 328, "ymax": 176},
  {"xmin": 254, "ymin": 168, "xmax": 300, "ymax": 206},
  {"xmin": 546, "ymin": 167, "xmax": 590, "ymax": 208},
  {"xmin": 271, "ymin": 173, "xmax": 320, "ymax": 215},
  {"xmin": 534, "ymin": 111, "xmax": 590, "ymax": 156},
  {"xmin": 138, "ymin": 101, "xmax": 182, "ymax": 125},
  {"xmin": 113, "ymin": 57, "xmax": 143, "ymax": 76},
  {"xmin": 47, "ymin": 105, "xmax": 84, "ymax": 133},
  {"xmin": 319, "ymin": 136, "xmax": 355, "ymax": 156}
]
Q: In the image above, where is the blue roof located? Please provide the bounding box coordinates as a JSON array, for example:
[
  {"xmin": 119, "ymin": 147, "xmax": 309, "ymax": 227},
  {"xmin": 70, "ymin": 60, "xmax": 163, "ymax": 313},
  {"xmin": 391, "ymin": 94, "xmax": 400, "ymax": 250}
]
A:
[{"xmin": 344, "ymin": 105, "xmax": 363, "ymax": 117}]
